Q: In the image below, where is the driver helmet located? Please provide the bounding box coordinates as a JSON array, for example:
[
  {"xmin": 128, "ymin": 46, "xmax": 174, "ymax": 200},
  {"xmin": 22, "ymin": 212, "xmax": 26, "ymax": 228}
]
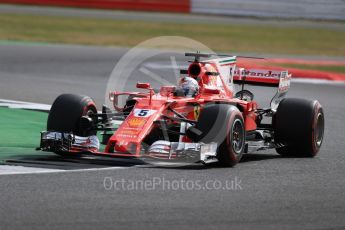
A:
[{"xmin": 179, "ymin": 77, "xmax": 199, "ymax": 97}]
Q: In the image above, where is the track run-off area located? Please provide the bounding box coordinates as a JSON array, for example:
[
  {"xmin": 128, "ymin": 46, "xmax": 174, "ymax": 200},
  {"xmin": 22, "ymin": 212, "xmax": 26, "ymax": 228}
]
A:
[{"xmin": 0, "ymin": 43, "xmax": 345, "ymax": 230}]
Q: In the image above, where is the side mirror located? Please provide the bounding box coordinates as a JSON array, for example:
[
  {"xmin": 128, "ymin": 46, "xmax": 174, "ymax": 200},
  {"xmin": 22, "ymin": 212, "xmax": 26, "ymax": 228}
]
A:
[{"xmin": 136, "ymin": 82, "xmax": 151, "ymax": 89}]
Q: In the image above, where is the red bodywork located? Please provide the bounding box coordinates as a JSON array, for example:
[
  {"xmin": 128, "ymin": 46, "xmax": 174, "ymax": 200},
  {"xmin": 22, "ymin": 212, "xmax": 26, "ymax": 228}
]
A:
[
  {"xmin": 100, "ymin": 57, "xmax": 266, "ymax": 158},
  {"xmin": 39, "ymin": 53, "xmax": 294, "ymax": 162}
]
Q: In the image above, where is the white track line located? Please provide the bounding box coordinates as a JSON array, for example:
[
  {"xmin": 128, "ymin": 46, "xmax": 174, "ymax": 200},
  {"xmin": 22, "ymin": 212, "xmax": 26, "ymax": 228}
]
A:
[
  {"xmin": 0, "ymin": 99, "xmax": 51, "ymax": 111},
  {"xmin": 0, "ymin": 165, "xmax": 129, "ymax": 175},
  {"xmin": 0, "ymin": 99, "xmax": 123, "ymax": 126},
  {"xmin": 291, "ymin": 78, "xmax": 345, "ymax": 85},
  {"xmin": 0, "ymin": 165, "xmax": 63, "ymax": 175}
]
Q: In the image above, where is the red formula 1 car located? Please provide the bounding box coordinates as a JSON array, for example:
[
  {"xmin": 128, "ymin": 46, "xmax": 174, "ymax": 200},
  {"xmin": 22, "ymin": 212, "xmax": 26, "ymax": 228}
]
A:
[{"xmin": 38, "ymin": 53, "xmax": 325, "ymax": 167}]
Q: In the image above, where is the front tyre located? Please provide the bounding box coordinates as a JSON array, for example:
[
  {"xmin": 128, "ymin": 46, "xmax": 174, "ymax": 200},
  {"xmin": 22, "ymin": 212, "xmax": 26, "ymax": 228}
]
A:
[
  {"xmin": 274, "ymin": 98, "xmax": 324, "ymax": 157},
  {"xmin": 194, "ymin": 104, "xmax": 245, "ymax": 167},
  {"xmin": 47, "ymin": 94, "xmax": 97, "ymax": 137},
  {"xmin": 218, "ymin": 113, "xmax": 245, "ymax": 166}
]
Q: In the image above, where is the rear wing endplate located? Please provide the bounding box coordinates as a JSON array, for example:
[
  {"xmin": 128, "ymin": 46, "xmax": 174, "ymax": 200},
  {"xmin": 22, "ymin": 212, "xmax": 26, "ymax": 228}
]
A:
[{"xmin": 270, "ymin": 71, "xmax": 291, "ymax": 111}]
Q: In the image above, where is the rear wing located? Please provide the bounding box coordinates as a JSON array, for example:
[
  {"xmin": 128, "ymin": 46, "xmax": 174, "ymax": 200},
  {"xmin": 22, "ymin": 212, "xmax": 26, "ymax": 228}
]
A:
[
  {"xmin": 234, "ymin": 68, "xmax": 291, "ymax": 110},
  {"xmin": 234, "ymin": 68, "xmax": 287, "ymax": 87}
]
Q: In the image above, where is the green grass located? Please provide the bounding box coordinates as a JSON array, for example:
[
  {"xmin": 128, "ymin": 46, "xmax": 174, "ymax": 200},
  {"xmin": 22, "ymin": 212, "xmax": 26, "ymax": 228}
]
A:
[
  {"xmin": 0, "ymin": 107, "xmax": 48, "ymax": 160},
  {"xmin": 0, "ymin": 107, "xmax": 109, "ymax": 161},
  {"xmin": 0, "ymin": 13, "xmax": 345, "ymax": 56},
  {"xmin": 0, "ymin": 107, "xmax": 47, "ymax": 148}
]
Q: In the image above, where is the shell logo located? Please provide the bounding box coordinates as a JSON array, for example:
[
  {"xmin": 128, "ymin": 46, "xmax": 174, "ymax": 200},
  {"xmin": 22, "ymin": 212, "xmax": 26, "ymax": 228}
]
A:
[
  {"xmin": 194, "ymin": 105, "xmax": 200, "ymax": 120},
  {"xmin": 127, "ymin": 117, "xmax": 146, "ymax": 127}
]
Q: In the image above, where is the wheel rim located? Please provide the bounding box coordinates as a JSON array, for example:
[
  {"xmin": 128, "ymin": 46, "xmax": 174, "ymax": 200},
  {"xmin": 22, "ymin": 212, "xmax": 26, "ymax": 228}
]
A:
[
  {"xmin": 86, "ymin": 109, "xmax": 95, "ymax": 119},
  {"xmin": 232, "ymin": 119, "xmax": 244, "ymax": 154},
  {"xmin": 315, "ymin": 112, "xmax": 324, "ymax": 147},
  {"xmin": 88, "ymin": 108, "xmax": 98, "ymax": 128},
  {"xmin": 79, "ymin": 108, "xmax": 97, "ymax": 136}
]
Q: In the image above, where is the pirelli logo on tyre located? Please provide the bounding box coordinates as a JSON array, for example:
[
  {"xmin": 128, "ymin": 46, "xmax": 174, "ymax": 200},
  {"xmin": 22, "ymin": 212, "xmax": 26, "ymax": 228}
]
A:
[{"xmin": 127, "ymin": 117, "xmax": 146, "ymax": 128}]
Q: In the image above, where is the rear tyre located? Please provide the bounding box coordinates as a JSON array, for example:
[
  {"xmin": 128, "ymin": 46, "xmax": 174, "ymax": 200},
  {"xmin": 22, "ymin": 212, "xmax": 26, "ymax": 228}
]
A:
[
  {"xmin": 47, "ymin": 94, "xmax": 97, "ymax": 137},
  {"xmin": 194, "ymin": 104, "xmax": 245, "ymax": 167},
  {"xmin": 274, "ymin": 98, "xmax": 324, "ymax": 157}
]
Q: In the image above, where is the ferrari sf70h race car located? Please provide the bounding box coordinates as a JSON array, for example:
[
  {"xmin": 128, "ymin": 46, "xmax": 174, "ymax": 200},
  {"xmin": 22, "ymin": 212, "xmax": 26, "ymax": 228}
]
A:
[{"xmin": 37, "ymin": 52, "xmax": 325, "ymax": 167}]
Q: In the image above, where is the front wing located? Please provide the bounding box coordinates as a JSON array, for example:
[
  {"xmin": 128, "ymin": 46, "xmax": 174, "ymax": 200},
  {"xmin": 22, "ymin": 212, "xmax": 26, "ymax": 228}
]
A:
[{"xmin": 37, "ymin": 131, "xmax": 219, "ymax": 164}]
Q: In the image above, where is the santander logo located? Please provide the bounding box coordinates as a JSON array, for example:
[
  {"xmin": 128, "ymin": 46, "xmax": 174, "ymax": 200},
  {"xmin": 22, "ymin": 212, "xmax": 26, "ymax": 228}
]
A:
[{"xmin": 234, "ymin": 69, "xmax": 282, "ymax": 78}]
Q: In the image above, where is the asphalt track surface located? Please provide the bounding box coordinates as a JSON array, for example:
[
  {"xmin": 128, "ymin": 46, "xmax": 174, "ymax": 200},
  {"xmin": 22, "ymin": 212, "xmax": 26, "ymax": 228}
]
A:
[{"xmin": 0, "ymin": 43, "xmax": 345, "ymax": 230}]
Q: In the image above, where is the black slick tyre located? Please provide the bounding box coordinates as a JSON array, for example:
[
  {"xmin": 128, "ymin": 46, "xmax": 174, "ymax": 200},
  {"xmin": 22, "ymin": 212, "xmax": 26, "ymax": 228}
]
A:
[
  {"xmin": 194, "ymin": 104, "xmax": 245, "ymax": 167},
  {"xmin": 274, "ymin": 98, "xmax": 324, "ymax": 157},
  {"xmin": 47, "ymin": 94, "xmax": 97, "ymax": 137}
]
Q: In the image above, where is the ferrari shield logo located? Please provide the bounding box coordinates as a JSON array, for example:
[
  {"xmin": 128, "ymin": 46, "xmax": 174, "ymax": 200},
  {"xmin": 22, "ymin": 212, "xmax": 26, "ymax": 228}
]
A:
[
  {"xmin": 127, "ymin": 117, "xmax": 146, "ymax": 127},
  {"xmin": 194, "ymin": 105, "xmax": 200, "ymax": 120}
]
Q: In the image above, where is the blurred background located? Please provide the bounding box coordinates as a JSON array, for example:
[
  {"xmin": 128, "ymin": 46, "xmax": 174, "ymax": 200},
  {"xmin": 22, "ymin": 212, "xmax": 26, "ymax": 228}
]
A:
[{"xmin": 0, "ymin": 0, "xmax": 344, "ymax": 105}]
